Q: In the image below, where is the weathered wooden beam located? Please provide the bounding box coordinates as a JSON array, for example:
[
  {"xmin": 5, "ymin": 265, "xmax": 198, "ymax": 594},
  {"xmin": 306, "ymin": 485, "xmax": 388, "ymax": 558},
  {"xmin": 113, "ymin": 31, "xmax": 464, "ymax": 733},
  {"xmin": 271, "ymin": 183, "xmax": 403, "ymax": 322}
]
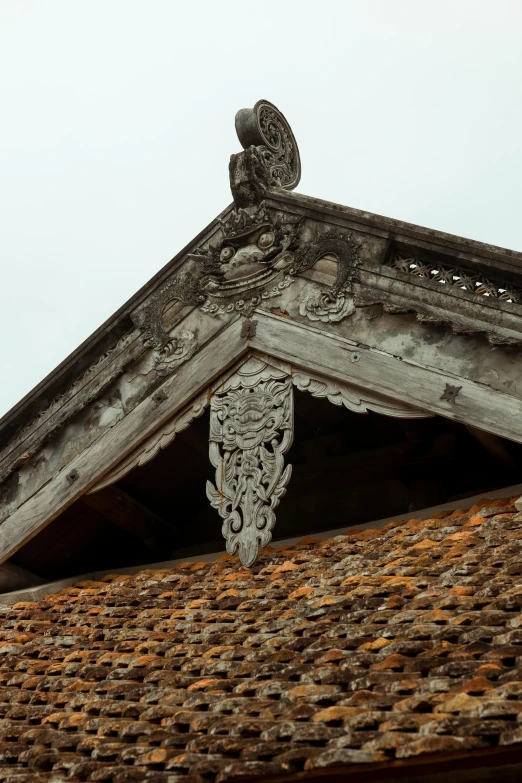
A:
[
  {"xmin": 3, "ymin": 311, "xmax": 522, "ymax": 566},
  {"xmin": 0, "ymin": 318, "xmax": 247, "ymax": 564},
  {"xmin": 250, "ymin": 313, "xmax": 522, "ymax": 444},
  {"xmin": 82, "ymin": 486, "xmax": 176, "ymax": 559}
]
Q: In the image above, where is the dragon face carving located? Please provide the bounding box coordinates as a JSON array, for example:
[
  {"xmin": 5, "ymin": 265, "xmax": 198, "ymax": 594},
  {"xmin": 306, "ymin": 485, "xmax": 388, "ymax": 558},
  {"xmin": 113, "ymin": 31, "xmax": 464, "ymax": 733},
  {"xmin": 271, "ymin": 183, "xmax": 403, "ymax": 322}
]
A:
[
  {"xmin": 198, "ymin": 204, "xmax": 300, "ymax": 313},
  {"xmin": 138, "ymin": 202, "xmax": 303, "ymax": 348}
]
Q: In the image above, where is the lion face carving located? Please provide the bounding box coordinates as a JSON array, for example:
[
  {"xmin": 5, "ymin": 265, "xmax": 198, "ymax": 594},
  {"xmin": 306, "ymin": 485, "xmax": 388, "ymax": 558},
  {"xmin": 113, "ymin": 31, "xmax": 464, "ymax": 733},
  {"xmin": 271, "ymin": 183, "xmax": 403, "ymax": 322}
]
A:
[
  {"xmin": 222, "ymin": 387, "xmax": 285, "ymax": 452},
  {"xmin": 199, "ymin": 210, "xmax": 298, "ymax": 300}
]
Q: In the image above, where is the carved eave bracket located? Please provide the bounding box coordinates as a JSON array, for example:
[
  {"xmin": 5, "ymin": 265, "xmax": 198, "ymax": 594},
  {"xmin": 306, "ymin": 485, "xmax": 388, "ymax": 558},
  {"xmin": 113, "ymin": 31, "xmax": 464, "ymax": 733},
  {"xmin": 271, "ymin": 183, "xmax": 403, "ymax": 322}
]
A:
[
  {"xmin": 206, "ymin": 357, "xmax": 293, "ymax": 567},
  {"xmin": 89, "ymin": 352, "xmax": 429, "ymax": 567}
]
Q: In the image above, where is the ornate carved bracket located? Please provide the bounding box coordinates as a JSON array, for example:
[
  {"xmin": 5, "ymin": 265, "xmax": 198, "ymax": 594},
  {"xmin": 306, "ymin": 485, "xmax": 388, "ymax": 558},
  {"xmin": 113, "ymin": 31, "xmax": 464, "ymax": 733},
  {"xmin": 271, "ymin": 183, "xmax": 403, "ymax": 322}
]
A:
[
  {"xmin": 206, "ymin": 357, "xmax": 294, "ymax": 567},
  {"xmin": 89, "ymin": 355, "xmax": 429, "ymax": 565}
]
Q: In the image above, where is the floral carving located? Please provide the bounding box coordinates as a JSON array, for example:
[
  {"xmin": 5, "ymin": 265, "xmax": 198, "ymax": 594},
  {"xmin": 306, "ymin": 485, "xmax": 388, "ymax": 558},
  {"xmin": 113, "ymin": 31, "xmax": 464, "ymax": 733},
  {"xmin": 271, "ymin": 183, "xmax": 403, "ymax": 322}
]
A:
[
  {"xmin": 295, "ymin": 232, "xmax": 362, "ymax": 324},
  {"xmin": 154, "ymin": 331, "xmax": 197, "ymax": 377},
  {"xmin": 299, "ymin": 289, "xmax": 355, "ymax": 323},
  {"xmin": 206, "ymin": 358, "xmax": 293, "ymax": 568}
]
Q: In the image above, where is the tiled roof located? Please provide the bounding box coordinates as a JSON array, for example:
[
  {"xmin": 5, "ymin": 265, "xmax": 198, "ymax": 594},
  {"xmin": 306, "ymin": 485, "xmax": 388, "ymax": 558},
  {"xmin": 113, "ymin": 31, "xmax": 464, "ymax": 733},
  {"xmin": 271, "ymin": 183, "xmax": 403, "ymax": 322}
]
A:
[{"xmin": 1, "ymin": 498, "xmax": 522, "ymax": 782}]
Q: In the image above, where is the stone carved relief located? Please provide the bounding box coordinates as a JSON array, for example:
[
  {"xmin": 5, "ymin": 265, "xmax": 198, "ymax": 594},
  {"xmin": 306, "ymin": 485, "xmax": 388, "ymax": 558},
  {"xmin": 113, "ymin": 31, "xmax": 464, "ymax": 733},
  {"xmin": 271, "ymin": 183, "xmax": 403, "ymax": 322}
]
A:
[
  {"xmin": 231, "ymin": 99, "xmax": 301, "ymax": 208},
  {"xmin": 206, "ymin": 358, "xmax": 294, "ymax": 568}
]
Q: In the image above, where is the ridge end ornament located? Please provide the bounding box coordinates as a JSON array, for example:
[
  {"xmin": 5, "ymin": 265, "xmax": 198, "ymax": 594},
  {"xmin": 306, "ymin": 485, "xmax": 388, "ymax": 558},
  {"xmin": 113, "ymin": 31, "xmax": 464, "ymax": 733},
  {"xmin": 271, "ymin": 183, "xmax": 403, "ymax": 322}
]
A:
[
  {"xmin": 230, "ymin": 99, "xmax": 301, "ymax": 208},
  {"xmin": 206, "ymin": 357, "xmax": 294, "ymax": 568}
]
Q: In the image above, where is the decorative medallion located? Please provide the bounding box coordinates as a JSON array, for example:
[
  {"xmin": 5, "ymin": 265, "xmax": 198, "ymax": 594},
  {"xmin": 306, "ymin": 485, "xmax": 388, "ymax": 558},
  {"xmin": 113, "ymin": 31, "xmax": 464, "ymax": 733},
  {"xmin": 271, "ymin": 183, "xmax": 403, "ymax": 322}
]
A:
[
  {"xmin": 231, "ymin": 99, "xmax": 301, "ymax": 207},
  {"xmin": 206, "ymin": 357, "xmax": 294, "ymax": 568}
]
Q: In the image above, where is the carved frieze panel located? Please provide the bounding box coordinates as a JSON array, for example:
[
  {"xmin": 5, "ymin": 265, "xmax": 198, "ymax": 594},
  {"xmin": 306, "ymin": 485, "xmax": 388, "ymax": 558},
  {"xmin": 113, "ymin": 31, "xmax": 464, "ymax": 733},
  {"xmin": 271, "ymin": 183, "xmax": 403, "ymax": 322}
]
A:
[
  {"xmin": 134, "ymin": 202, "xmax": 304, "ymax": 347},
  {"xmin": 385, "ymin": 250, "xmax": 522, "ymax": 305},
  {"xmin": 135, "ymin": 218, "xmax": 364, "ymax": 357}
]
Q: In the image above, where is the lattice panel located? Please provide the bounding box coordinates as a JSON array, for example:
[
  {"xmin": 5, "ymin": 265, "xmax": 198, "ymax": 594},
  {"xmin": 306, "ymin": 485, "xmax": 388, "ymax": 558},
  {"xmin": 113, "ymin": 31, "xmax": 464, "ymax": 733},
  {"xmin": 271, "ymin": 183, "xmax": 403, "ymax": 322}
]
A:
[{"xmin": 386, "ymin": 251, "xmax": 522, "ymax": 304}]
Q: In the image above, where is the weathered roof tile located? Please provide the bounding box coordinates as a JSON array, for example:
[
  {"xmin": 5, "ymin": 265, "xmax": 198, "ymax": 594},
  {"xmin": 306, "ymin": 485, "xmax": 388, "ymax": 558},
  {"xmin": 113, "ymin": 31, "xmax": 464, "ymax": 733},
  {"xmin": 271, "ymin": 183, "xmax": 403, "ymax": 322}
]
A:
[{"xmin": 0, "ymin": 497, "xmax": 522, "ymax": 779}]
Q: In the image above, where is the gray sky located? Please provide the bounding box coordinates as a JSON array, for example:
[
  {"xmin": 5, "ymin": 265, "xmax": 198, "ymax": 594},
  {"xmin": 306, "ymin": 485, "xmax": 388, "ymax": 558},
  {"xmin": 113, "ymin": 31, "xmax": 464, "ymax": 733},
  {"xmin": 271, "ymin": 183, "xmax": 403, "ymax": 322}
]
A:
[{"xmin": 1, "ymin": 0, "xmax": 521, "ymax": 419}]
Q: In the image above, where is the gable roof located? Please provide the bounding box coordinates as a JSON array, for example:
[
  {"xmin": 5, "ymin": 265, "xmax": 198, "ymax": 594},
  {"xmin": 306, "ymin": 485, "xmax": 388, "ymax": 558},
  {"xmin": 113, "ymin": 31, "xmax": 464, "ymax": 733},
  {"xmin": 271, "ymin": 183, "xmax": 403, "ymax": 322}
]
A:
[
  {"xmin": 2, "ymin": 186, "xmax": 522, "ymax": 453},
  {"xmin": 2, "ymin": 98, "xmax": 522, "ymax": 573},
  {"xmin": 1, "ymin": 496, "xmax": 522, "ymax": 781}
]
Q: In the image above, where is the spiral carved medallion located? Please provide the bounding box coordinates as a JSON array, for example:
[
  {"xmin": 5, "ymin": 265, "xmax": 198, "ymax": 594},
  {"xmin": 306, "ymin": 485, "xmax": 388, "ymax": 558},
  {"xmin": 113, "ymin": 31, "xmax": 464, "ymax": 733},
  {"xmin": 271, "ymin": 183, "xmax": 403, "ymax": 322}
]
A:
[{"xmin": 234, "ymin": 99, "xmax": 301, "ymax": 193}]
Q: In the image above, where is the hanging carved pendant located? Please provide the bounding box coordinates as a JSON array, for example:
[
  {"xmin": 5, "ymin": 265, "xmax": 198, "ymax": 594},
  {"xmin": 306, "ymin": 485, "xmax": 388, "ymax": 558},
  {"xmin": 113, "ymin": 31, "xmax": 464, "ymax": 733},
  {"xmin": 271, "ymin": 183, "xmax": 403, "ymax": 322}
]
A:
[{"xmin": 206, "ymin": 357, "xmax": 294, "ymax": 568}]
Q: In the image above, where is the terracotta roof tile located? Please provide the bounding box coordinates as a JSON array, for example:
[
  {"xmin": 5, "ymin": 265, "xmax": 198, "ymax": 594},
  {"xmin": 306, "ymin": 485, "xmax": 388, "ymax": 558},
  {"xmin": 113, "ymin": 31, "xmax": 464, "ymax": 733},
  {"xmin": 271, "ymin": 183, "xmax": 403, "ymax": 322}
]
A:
[{"xmin": 1, "ymin": 498, "xmax": 522, "ymax": 780}]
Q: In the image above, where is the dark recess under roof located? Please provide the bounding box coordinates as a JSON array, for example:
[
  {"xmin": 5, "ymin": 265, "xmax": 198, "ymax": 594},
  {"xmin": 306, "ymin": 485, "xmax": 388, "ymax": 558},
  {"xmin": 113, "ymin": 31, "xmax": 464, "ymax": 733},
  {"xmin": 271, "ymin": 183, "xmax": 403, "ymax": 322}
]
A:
[{"xmin": 11, "ymin": 391, "xmax": 522, "ymax": 582}]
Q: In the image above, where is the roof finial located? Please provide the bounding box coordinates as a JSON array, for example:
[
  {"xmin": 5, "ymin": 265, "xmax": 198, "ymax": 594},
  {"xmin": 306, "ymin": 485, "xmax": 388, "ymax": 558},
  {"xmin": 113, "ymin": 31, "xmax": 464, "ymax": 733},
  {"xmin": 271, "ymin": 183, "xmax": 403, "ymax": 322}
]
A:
[{"xmin": 229, "ymin": 99, "xmax": 301, "ymax": 208}]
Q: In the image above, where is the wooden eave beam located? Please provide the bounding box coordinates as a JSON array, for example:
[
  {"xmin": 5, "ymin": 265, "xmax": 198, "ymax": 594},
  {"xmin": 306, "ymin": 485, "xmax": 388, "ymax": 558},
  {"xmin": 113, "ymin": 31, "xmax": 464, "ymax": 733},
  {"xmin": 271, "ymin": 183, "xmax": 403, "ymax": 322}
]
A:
[
  {"xmin": 250, "ymin": 313, "xmax": 522, "ymax": 443},
  {"xmin": 0, "ymin": 317, "xmax": 247, "ymax": 564},
  {"xmin": 265, "ymin": 188, "xmax": 522, "ymax": 276},
  {"xmin": 2, "ymin": 311, "xmax": 522, "ymax": 564}
]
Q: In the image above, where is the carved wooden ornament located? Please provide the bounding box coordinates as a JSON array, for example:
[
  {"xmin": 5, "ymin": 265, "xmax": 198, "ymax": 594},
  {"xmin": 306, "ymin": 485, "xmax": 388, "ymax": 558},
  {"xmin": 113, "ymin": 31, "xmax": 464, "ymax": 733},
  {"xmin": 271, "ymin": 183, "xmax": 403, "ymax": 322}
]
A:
[
  {"xmin": 89, "ymin": 352, "xmax": 429, "ymax": 565},
  {"xmin": 206, "ymin": 357, "xmax": 293, "ymax": 567}
]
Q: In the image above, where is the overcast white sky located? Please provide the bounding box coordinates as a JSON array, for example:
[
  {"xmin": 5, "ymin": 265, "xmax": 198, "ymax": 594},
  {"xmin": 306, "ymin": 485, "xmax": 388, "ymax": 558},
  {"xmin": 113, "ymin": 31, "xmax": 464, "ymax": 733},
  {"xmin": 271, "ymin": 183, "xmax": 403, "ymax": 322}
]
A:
[{"xmin": 1, "ymin": 0, "xmax": 521, "ymax": 419}]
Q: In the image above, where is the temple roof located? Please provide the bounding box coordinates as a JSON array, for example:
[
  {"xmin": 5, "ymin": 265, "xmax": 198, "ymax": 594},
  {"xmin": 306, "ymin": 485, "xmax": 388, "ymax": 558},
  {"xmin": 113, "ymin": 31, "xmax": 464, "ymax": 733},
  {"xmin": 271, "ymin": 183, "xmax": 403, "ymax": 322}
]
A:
[
  {"xmin": 2, "ymin": 186, "xmax": 522, "ymax": 451},
  {"xmin": 1, "ymin": 496, "xmax": 522, "ymax": 781}
]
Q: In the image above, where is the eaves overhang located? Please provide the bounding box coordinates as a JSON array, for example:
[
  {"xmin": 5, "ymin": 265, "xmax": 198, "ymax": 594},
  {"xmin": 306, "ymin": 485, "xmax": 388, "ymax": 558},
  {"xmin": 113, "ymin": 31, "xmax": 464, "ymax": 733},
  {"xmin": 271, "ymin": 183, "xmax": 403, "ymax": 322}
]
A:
[{"xmin": 3, "ymin": 99, "xmax": 522, "ymax": 571}]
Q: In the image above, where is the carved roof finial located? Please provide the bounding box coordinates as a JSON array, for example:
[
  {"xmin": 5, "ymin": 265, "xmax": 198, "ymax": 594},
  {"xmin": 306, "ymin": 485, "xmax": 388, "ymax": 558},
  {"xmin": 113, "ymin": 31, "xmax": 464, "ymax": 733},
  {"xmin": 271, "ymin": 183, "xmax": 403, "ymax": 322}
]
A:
[{"xmin": 230, "ymin": 99, "xmax": 301, "ymax": 208}]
